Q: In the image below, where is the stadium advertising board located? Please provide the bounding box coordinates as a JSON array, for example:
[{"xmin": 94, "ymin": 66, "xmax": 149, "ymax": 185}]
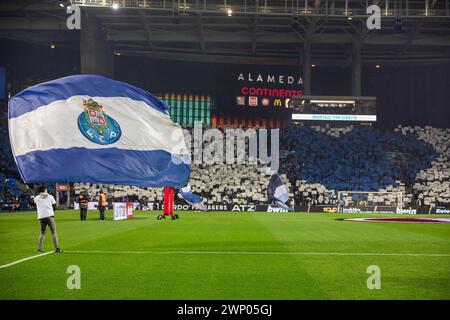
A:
[
  {"xmin": 340, "ymin": 206, "xmax": 402, "ymax": 214},
  {"xmin": 235, "ymin": 71, "xmax": 303, "ymax": 109},
  {"xmin": 138, "ymin": 203, "xmax": 449, "ymax": 213},
  {"xmin": 433, "ymin": 207, "xmax": 450, "ymax": 214},
  {"xmin": 340, "ymin": 207, "xmax": 450, "ymax": 214},
  {"xmin": 69, "ymin": 203, "xmax": 449, "ymax": 214},
  {"xmin": 295, "ymin": 205, "xmax": 340, "ymax": 213},
  {"xmin": 293, "ymin": 205, "xmax": 450, "ymax": 214},
  {"xmin": 147, "ymin": 202, "xmax": 293, "ymax": 212}
]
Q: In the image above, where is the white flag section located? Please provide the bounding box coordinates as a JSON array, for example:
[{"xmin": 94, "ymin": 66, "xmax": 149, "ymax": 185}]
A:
[{"xmin": 8, "ymin": 75, "xmax": 191, "ymax": 188}]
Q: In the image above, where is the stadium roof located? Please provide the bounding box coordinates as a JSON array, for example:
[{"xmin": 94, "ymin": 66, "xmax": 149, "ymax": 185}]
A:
[{"xmin": 0, "ymin": 0, "xmax": 450, "ymax": 65}]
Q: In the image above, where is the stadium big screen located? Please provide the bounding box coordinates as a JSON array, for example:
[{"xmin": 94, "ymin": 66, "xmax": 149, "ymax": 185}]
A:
[{"xmin": 289, "ymin": 96, "xmax": 377, "ymax": 122}]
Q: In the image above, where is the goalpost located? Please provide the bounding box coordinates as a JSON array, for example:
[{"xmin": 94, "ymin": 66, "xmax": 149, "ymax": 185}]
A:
[{"xmin": 337, "ymin": 191, "xmax": 403, "ymax": 214}]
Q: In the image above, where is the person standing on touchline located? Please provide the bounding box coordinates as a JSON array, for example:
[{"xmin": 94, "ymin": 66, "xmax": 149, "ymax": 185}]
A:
[{"xmin": 30, "ymin": 185, "xmax": 63, "ymax": 253}]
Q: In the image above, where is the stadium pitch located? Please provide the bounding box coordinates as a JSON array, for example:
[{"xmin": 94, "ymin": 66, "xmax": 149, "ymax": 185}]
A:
[{"xmin": 0, "ymin": 210, "xmax": 449, "ymax": 300}]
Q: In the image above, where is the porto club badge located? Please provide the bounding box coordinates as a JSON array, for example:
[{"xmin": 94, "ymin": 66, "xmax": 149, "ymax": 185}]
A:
[{"xmin": 77, "ymin": 98, "xmax": 121, "ymax": 145}]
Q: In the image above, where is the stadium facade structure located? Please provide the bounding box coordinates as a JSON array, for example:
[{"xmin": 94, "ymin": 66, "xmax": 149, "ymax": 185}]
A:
[{"xmin": 0, "ymin": 0, "xmax": 449, "ymax": 96}]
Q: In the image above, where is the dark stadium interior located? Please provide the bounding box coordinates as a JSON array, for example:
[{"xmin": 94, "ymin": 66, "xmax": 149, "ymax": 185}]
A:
[{"xmin": 0, "ymin": 0, "xmax": 449, "ymax": 213}]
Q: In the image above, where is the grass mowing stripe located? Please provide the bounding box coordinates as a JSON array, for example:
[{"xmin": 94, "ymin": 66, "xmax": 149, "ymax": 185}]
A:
[
  {"xmin": 64, "ymin": 250, "xmax": 450, "ymax": 257},
  {"xmin": 0, "ymin": 252, "xmax": 53, "ymax": 269}
]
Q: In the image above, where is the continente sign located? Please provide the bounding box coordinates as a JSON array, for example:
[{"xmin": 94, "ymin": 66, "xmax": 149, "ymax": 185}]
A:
[{"xmin": 235, "ymin": 71, "xmax": 303, "ymax": 108}]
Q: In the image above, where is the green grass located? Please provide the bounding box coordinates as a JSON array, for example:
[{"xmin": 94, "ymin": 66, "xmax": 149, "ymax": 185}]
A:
[{"xmin": 0, "ymin": 210, "xmax": 449, "ymax": 300}]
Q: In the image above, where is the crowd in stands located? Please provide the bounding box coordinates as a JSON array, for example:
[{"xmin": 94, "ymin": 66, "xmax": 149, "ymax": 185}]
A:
[
  {"xmin": 1, "ymin": 106, "xmax": 60, "ymax": 210},
  {"xmin": 0, "ymin": 109, "xmax": 28, "ymax": 210},
  {"xmin": 72, "ymin": 163, "xmax": 287, "ymax": 206},
  {"xmin": 0, "ymin": 115, "xmax": 449, "ymax": 210},
  {"xmin": 405, "ymin": 126, "xmax": 450, "ymax": 208},
  {"xmin": 280, "ymin": 124, "xmax": 441, "ymax": 208},
  {"xmin": 68, "ymin": 124, "xmax": 449, "ymax": 210}
]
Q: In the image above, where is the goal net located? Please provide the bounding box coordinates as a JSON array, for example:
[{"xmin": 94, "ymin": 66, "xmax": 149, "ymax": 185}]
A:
[{"xmin": 337, "ymin": 191, "xmax": 403, "ymax": 214}]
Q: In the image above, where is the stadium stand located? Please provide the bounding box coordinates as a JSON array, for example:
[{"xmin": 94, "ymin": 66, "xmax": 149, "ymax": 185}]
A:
[
  {"xmin": 189, "ymin": 163, "xmax": 287, "ymax": 205},
  {"xmin": 72, "ymin": 163, "xmax": 289, "ymax": 206},
  {"xmin": 0, "ymin": 108, "xmax": 33, "ymax": 209},
  {"xmin": 281, "ymin": 125, "xmax": 448, "ymax": 208},
  {"xmin": 282, "ymin": 125, "xmax": 435, "ymax": 189},
  {"xmin": 1, "ymin": 115, "xmax": 449, "ymax": 209},
  {"xmin": 401, "ymin": 126, "xmax": 450, "ymax": 208}
]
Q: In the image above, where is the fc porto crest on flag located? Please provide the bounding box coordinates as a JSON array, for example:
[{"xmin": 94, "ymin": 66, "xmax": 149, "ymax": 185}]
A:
[{"xmin": 77, "ymin": 98, "xmax": 121, "ymax": 145}]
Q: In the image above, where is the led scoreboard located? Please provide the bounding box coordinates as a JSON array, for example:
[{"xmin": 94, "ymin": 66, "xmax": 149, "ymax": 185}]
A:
[{"xmin": 289, "ymin": 96, "xmax": 377, "ymax": 122}]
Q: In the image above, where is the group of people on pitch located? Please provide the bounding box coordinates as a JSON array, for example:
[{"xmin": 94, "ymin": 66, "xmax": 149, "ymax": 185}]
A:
[{"xmin": 77, "ymin": 193, "xmax": 108, "ymax": 221}]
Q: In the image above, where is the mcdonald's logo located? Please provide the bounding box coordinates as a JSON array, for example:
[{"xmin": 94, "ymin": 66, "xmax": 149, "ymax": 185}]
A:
[{"xmin": 273, "ymin": 99, "xmax": 282, "ymax": 107}]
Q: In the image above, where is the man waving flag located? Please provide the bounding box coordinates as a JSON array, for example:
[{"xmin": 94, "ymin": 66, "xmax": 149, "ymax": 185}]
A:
[{"xmin": 8, "ymin": 75, "xmax": 190, "ymax": 188}]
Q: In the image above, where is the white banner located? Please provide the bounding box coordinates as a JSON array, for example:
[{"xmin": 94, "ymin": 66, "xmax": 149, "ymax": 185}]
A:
[{"xmin": 113, "ymin": 202, "xmax": 128, "ymax": 221}]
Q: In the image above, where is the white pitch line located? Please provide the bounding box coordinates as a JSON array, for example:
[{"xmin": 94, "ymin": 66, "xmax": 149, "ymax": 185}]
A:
[
  {"xmin": 0, "ymin": 252, "xmax": 53, "ymax": 270},
  {"xmin": 65, "ymin": 250, "xmax": 450, "ymax": 257}
]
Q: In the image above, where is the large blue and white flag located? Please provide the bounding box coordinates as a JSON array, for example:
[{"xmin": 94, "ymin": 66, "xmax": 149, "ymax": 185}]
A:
[
  {"xmin": 8, "ymin": 75, "xmax": 191, "ymax": 188},
  {"xmin": 179, "ymin": 184, "xmax": 207, "ymax": 211},
  {"xmin": 267, "ymin": 174, "xmax": 292, "ymax": 211}
]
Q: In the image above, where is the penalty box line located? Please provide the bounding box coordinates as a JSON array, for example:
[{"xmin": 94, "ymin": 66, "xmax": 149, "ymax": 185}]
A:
[
  {"xmin": 65, "ymin": 250, "xmax": 450, "ymax": 257},
  {"xmin": 0, "ymin": 252, "xmax": 53, "ymax": 270}
]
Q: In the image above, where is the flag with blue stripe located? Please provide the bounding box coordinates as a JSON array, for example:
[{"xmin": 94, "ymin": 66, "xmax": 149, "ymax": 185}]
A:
[
  {"xmin": 179, "ymin": 183, "xmax": 203, "ymax": 204},
  {"xmin": 8, "ymin": 75, "xmax": 191, "ymax": 188},
  {"xmin": 179, "ymin": 183, "xmax": 207, "ymax": 211},
  {"xmin": 267, "ymin": 174, "xmax": 289, "ymax": 204}
]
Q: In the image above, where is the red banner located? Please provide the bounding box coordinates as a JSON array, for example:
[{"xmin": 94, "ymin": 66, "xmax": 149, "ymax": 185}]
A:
[{"xmin": 126, "ymin": 202, "xmax": 134, "ymax": 218}]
